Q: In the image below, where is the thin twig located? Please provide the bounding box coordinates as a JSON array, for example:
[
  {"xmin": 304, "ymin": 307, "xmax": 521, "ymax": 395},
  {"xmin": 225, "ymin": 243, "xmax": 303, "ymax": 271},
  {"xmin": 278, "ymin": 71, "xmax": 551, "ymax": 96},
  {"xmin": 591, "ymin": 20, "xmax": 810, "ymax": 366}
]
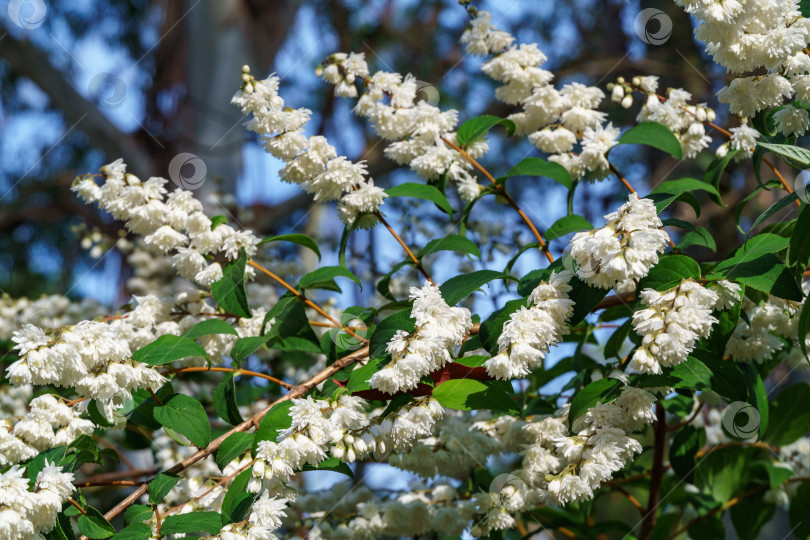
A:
[
  {"xmin": 440, "ymin": 136, "xmax": 555, "ymax": 263},
  {"xmin": 639, "ymin": 403, "xmax": 667, "ymax": 540},
  {"xmin": 375, "ymin": 212, "xmax": 435, "ymax": 284},
  {"xmin": 165, "ymin": 366, "xmax": 294, "ymax": 390}
]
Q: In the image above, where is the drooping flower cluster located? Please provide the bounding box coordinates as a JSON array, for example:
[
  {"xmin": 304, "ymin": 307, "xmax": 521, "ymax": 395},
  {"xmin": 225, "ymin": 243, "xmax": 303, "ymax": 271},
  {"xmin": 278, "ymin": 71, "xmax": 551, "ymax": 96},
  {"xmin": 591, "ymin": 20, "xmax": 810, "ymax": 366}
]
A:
[
  {"xmin": 0, "ymin": 461, "xmax": 76, "ymax": 540},
  {"xmin": 233, "ymin": 67, "xmax": 387, "ymax": 228},
  {"xmin": 291, "ymin": 481, "xmax": 477, "ymax": 539},
  {"xmin": 676, "ymin": 0, "xmax": 810, "ymax": 134},
  {"xmin": 569, "ymin": 193, "xmax": 670, "ymax": 291},
  {"xmin": 485, "ymin": 271, "xmax": 574, "ymax": 380},
  {"xmin": 461, "ymin": 11, "xmax": 623, "ymax": 181},
  {"xmin": 526, "ymin": 388, "xmax": 654, "ymax": 504},
  {"xmin": 251, "ymin": 394, "xmax": 445, "ymax": 494},
  {"xmin": 0, "ymin": 293, "xmax": 104, "ymax": 341},
  {"xmin": 370, "ymin": 283, "xmax": 472, "ymax": 394},
  {"xmin": 629, "ymin": 279, "xmax": 737, "ymax": 374},
  {"xmin": 0, "ymin": 395, "xmax": 94, "ymax": 467},
  {"xmin": 319, "ymin": 53, "xmax": 488, "ymax": 201},
  {"xmin": 725, "ymin": 288, "xmax": 808, "ymax": 366},
  {"xmin": 7, "ymin": 321, "xmax": 164, "ymax": 415},
  {"xmin": 73, "ymin": 159, "xmax": 260, "ymax": 287}
]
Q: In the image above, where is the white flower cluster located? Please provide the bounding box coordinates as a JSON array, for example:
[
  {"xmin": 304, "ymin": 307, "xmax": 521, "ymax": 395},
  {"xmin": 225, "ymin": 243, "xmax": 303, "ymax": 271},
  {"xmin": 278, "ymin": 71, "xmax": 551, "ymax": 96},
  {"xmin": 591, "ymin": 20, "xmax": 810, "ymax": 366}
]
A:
[
  {"xmin": 218, "ymin": 492, "xmax": 288, "ymax": 540},
  {"xmin": 319, "ymin": 54, "xmax": 489, "ymax": 202},
  {"xmin": 0, "ymin": 461, "xmax": 75, "ymax": 540},
  {"xmin": 251, "ymin": 394, "xmax": 444, "ymax": 493},
  {"xmin": 485, "ymin": 271, "xmax": 574, "ymax": 380},
  {"xmin": 0, "ymin": 395, "xmax": 94, "ymax": 467},
  {"xmin": 74, "ymin": 159, "xmax": 260, "ymax": 287},
  {"xmin": 291, "ymin": 482, "xmax": 476, "ymax": 539},
  {"xmin": 677, "ymin": 0, "xmax": 810, "ymax": 134},
  {"xmin": 525, "ymin": 387, "xmax": 654, "ymax": 505},
  {"xmin": 569, "ymin": 193, "xmax": 670, "ymax": 292},
  {"xmin": 461, "ymin": 11, "xmax": 621, "ymax": 181},
  {"xmin": 370, "ymin": 283, "xmax": 472, "ymax": 394},
  {"xmin": 388, "ymin": 413, "xmax": 506, "ymax": 478},
  {"xmin": 725, "ymin": 289, "xmax": 808, "ymax": 366},
  {"xmin": 0, "ymin": 293, "xmax": 104, "ymax": 341},
  {"xmin": 233, "ymin": 67, "xmax": 386, "ymax": 229},
  {"xmin": 632, "ymin": 81, "xmax": 714, "ymax": 159},
  {"xmin": 630, "ymin": 279, "xmax": 739, "ymax": 374},
  {"xmin": 8, "ymin": 321, "xmax": 164, "ymax": 416}
]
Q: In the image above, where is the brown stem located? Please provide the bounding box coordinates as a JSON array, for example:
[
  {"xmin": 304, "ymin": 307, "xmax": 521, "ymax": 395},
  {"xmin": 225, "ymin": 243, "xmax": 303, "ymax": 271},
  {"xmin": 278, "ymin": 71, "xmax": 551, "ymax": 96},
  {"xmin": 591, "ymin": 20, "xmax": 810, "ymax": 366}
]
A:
[
  {"xmin": 439, "ymin": 136, "xmax": 555, "ymax": 263},
  {"xmin": 640, "ymin": 402, "xmax": 667, "ymax": 540},
  {"xmin": 248, "ymin": 260, "xmax": 368, "ymax": 343},
  {"xmin": 664, "ymin": 486, "xmax": 761, "ymax": 540},
  {"xmin": 67, "ymin": 498, "xmax": 87, "ymax": 515},
  {"xmin": 100, "ymin": 345, "xmax": 369, "ymax": 522},
  {"xmin": 165, "ymin": 366, "xmax": 294, "ymax": 390},
  {"xmin": 74, "ymin": 480, "xmax": 141, "ymax": 488},
  {"xmin": 613, "ymin": 486, "xmax": 646, "ymax": 515},
  {"xmin": 375, "ymin": 212, "xmax": 435, "ymax": 285},
  {"xmin": 667, "ymin": 403, "xmax": 703, "ymax": 431},
  {"xmin": 148, "ymin": 388, "xmax": 163, "ymax": 406},
  {"xmin": 154, "ymin": 505, "xmax": 162, "ymax": 535}
]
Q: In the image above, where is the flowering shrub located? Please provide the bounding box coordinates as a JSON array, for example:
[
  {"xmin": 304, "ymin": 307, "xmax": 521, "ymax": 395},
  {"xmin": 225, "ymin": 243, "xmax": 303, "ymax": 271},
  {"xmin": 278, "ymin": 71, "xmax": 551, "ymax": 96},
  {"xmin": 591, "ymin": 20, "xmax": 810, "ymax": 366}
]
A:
[{"xmin": 4, "ymin": 1, "xmax": 810, "ymax": 539}]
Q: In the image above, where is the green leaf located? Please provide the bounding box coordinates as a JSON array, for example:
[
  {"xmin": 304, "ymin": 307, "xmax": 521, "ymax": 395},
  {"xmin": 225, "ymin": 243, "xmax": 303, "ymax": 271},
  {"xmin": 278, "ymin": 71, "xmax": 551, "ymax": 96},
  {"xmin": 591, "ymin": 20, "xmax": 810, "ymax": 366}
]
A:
[
  {"xmin": 705, "ymin": 149, "xmax": 739, "ymax": 205},
  {"xmin": 757, "ymin": 141, "xmax": 810, "ymax": 169},
  {"xmin": 221, "ymin": 468, "xmax": 256, "ymax": 525},
  {"xmin": 154, "ymin": 394, "xmax": 212, "ymax": 448},
  {"xmin": 764, "ymin": 384, "xmax": 810, "ymax": 446},
  {"xmin": 368, "ymin": 310, "xmax": 417, "ymax": 360},
  {"xmin": 695, "ymin": 446, "xmax": 749, "ymax": 503},
  {"xmin": 216, "ymin": 432, "xmax": 255, "ymax": 471},
  {"xmin": 160, "ymin": 512, "xmax": 223, "ymax": 536},
  {"xmin": 211, "ymin": 252, "xmax": 251, "ymax": 318},
  {"xmin": 734, "ymin": 179, "xmax": 783, "ymax": 233},
  {"xmin": 254, "ymin": 401, "xmax": 294, "ymax": 450},
  {"xmin": 604, "ymin": 319, "xmax": 632, "ymax": 360},
  {"xmin": 432, "ymin": 379, "xmax": 519, "ymax": 415},
  {"xmin": 730, "ymin": 495, "xmax": 775, "ymax": 540},
  {"xmin": 638, "ymin": 255, "xmax": 701, "ymax": 291},
  {"xmin": 132, "ymin": 334, "xmax": 207, "ymax": 366},
  {"xmin": 183, "ymin": 319, "xmax": 239, "ymax": 339},
  {"xmin": 690, "ymin": 351, "xmax": 748, "ymax": 403},
  {"xmin": 213, "ymin": 373, "xmax": 244, "ymax": 425},
  {"xmin": 736, "ymin": 233, "xmax": 790, "ymax": 258},
  {"xmin": 669, "ymin": 425, "xmax": 705, "ymax": 483},
  {"xmin": 259, "ymin": 233, "xmax": 321, "ymax": 260},
  {"xmin": 677, "ymin": 227, "xmax": 717, "ymax": 252},
  {"xmin": 148, "ymin": 473, "xmax": 179, "ymax": 505},
  {"xmin": 648, "ymin": 177, "xmax": 721, "ymax": 213},
  {"xmin": 712, "ymin": 253, "xmax": 802, "ymax": 301},
  {"xmin": 544, "ymin": 215, "xmax": 593, "ymax": 241},
  {"xmin": 123, "ymin": 505, "xmax": 153, "ymax": 526},
  {"xmin": 791, "ymin": 483, "xmax": 810, "ymax": 539},
  {"xmin": 111, "ymin": 523, "xmax": 152, "ymax": 540},
  {"xmin": 617, "ymin": 121, "xmax": 682, "ymax": 159},
  {"xmin": 77, "ymin": 507, "xmax": 116, "ymax": 539},
  {"xmin": 567, "ymin": 378, "xmax": 622, "ymax": 429},
  {"xmin": 439, "ymin": 270, "xmax": 512, "ymax": 305},
  {"xmin": 229, "ymin": 335, "xmax": 273, "ymax": 365},
  {"xmin": 345, "ymin": 357, "xmax": 388, "ymax": 393},
  {"xmin": 456, "ymin": 114, "xmax": 515, "ymax": 146},
  {"xmin": 747, "ymin": 192, "xmax": 799, "ymax": 233},
  {"xmin": 499, "ymin": 157, "xmax": 572, "ymax": 189},
  {"xmin": 87, "ymin": 399, "xmax": 115, "ymax": 428},
  {"xmin": 798, "ymin": 299, "xmax": 810, "ymax": 361},
  {"xmin": 788, "ymin": 204, "xmax": 810, "ymax": 267},
  {"xmin": 417, "ymin": 234, "xmax": 480, "ymax": 259},
  {"xmin": 210, "ymin": 215, "xmax": 229, "ymax": 229},
  {"xmin": 385, "ymin": 183, "xmax": 453, "ymax": 215},
  {"xmin": 301, "ymin": 456, "xmax": 355, "ymax": 479},
  {"xmin": 298, "ymin": 266, "xmax": 361, "ymax": 291}
]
